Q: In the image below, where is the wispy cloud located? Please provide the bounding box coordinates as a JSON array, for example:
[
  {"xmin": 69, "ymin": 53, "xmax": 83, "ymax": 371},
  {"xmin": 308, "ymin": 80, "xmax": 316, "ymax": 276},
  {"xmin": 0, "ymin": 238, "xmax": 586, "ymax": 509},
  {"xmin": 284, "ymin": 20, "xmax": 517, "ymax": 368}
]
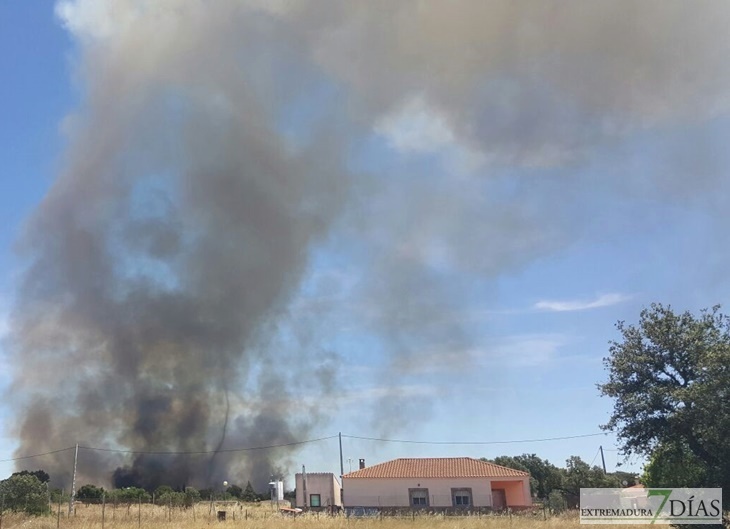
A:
[{"xmin": 534, "ymin": 293, "xmax": 631, "ymax": 313}]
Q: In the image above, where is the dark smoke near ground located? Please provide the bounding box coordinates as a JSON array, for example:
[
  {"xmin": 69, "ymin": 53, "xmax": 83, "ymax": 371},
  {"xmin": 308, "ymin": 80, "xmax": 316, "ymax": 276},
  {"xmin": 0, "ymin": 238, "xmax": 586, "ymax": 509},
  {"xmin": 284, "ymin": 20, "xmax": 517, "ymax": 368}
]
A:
[{"xmin": 7, "ymin": 0, "xmax": 730, "ymax": 488}]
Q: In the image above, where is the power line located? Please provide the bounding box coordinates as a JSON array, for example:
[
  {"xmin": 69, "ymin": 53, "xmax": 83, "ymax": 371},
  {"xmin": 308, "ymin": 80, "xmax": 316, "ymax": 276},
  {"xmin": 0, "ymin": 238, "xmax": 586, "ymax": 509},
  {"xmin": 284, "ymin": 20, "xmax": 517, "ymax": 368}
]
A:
[
  {"xmin": 0, "ymin": 431, "xmax": 611, "ymax": 461},
  {"xmin": 0, "ymin": 446, "xmax": 76, "ymax": 463},
  {"xmin": 590, "ymin": 446, "xmax": 601, "ymax": 466},
  {"xmin": 342, "ymin": 432, "xmax": 608, "ymax": 445},
  {"xmin": 79, "ymin": 435, "xmax": 339, "ymax": 455}
]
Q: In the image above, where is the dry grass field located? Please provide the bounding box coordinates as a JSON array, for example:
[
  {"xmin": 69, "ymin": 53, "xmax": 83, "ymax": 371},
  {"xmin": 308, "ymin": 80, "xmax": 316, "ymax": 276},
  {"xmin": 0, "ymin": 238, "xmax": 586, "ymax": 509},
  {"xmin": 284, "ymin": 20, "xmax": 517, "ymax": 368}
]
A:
[{"xmin": 0, "ymin": 502, "xmax": 622, "ymax": 529}]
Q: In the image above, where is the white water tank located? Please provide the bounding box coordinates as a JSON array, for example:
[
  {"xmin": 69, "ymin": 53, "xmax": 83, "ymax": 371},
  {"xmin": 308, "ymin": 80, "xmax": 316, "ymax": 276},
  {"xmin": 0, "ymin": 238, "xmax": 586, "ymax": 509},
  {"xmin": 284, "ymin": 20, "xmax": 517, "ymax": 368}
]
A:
[{"xmin": 269, "ymin": 480, "xmax": 284, "ymax": 501}]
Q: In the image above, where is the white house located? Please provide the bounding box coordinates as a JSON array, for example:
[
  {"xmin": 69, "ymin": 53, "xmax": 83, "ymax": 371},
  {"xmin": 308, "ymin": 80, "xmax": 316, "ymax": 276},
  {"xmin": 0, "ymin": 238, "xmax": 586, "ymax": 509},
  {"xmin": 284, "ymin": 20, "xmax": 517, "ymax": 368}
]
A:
[
  {"xmin": 294, "ymin": 472, "xmax": 342, "ymax": 511},
  {"xmin": 342, "ymin": 457, "xmax": 531, "ymax": 511}
]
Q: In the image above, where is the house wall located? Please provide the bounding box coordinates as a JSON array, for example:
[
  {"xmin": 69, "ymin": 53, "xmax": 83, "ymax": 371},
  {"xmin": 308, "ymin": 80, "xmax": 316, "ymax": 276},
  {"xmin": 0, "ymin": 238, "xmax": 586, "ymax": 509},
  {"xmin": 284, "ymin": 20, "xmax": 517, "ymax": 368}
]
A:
[
  {"xmin": 342, "ymin": 477, "xmax": 531, "ymax": 508},
  {"xmin": 295, "ymin": 473, "xmax": 342, "ymax": 508},
  {"xmin": 490, "ymin": 480, "xmax": 530, "ymax": 507}
]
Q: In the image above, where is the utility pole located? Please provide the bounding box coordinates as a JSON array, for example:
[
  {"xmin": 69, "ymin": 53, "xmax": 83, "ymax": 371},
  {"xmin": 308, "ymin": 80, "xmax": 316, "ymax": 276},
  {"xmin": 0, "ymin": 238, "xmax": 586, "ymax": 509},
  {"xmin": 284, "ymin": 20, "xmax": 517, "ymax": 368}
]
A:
[
  {"xmin": 338, "ymin": 432, "xmax": 345, "ymax": 509},
  {"xmin": 68, "ymin": 444, "xmax": 79, "ymax": 516},
  {"xmin": 599, "ymin": 445, "xmax": 607, "ymax": 474},
  {"xmin": 338, "ymin": 432, "xmax": 344, "ymax": 479},
  {"xmin": 302, "ymin": 465, "xmax": 307, "ymax": 508}
]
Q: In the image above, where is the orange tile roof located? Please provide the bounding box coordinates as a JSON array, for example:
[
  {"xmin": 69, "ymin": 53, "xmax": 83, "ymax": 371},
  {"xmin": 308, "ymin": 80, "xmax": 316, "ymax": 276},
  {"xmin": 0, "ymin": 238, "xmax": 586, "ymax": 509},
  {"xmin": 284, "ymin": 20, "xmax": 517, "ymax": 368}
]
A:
[{"xmin": 343, "ymin": 458, "xmax": 529, "ymax": 479}]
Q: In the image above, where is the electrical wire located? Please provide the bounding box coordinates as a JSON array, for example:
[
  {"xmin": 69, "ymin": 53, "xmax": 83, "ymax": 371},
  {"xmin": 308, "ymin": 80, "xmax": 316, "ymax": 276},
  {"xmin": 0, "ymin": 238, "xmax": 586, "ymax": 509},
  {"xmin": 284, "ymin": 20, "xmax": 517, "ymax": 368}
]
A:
[
  {"xmin": 342, "ymin": 432, "xmax": 609, "ymax": 445},
  {"xmin": 0, "ymin": 446, "xmax": 76, "ymax": 463},
  {"xmin": 589, "ymin": 446, "xmax": 601, "ymax": 466},
  {"xmin": 0, "ymin": 431, "xmax": 612, "ymax": 461},
  {"xmin": 78, "ymin": 435, "xmax": 339, "ymax": 455}
]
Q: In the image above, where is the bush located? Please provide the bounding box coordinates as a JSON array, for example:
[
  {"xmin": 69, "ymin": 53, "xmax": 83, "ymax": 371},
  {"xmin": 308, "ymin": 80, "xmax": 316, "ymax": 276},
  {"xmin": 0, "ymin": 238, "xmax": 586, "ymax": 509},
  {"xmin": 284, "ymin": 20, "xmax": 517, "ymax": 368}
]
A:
[
  {"xmin": 0, "ymin": 474, "xmax": 50, "ymax": 515},
  {"xmin": 184, "ymin": 487, "xmax": 201, "ymax": 507},
  {"xmin": 108, "ymin": 487, "xmax": 150, "ymax": 504},
  {"xmin": 157, "ymin": 491, "xmax": 186, "ymax": 508},
  {"xmin": 77, "ymin": 484, "xmax": 105, "ymax": 501},
  {"xmin": 547, "ymin": 490, "xmax": 567, "ymax": 513}
]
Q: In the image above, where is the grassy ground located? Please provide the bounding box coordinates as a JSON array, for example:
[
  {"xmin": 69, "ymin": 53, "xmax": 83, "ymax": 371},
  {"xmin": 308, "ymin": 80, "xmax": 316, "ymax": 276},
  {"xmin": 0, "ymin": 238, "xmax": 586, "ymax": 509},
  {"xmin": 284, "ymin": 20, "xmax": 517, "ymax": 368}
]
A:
[{"xmin": 0, "ymin": 502, "xmax": 623, "ymax": 529}]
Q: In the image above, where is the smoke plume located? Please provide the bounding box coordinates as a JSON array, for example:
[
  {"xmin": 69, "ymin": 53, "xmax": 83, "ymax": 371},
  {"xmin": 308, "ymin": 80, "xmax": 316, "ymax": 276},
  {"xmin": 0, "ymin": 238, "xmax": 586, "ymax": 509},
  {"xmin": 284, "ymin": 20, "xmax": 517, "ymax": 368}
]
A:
[
  {"xmin": 8, "ymin": 0, "xmax": 730, "ymax": 487},
  {"xmin": 9, "ymin": 0, "xmax": 345, "ymax": 489}
]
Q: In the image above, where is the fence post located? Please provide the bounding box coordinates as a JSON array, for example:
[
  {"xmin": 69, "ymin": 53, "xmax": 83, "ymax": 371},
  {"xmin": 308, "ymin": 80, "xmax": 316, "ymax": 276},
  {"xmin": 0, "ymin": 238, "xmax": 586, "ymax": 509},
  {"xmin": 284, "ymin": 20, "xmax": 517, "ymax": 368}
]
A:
[
  {"xmin": 102, "ymin": 494, "xmax": 106, "ymax": 529},
  {"xmin": 1, "ymin": 492, "xmax": 4, "ymax": 529},
  {"xmin": 137, "ymin": 497, "xmax": 141, "ymax": 528},
  {"xmin": 57, "ymin": 495, "xmax": 62, "ymax": 529}
]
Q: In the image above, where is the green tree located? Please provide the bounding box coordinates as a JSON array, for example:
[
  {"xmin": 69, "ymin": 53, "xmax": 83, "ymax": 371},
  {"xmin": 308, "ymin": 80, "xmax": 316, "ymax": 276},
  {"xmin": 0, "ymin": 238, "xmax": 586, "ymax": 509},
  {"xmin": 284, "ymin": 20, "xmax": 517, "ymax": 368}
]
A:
[
  {"xmin": 226, "ymin": 484, "xmax": 243, "ymax": 499},
  {"xmin": 599, "ymin": 304, "xmax": 730, "ymax": 503},
  {"xmin": 77, "ymin": 484, "xmax": 105, "ymax": 501},
  {"xmin": 485, "ymin": 454, "xmax": 563, "ymax": 499},
  {"xmin": 642, "ymin": 441, "xmax": 708, "ymax": 488},
  {"xmin": 487, "ymin": 456, "xmax": 529, "ymax": 473},
  {"xmin": 513, "ymin": 454, "xmax": 563, "ymax": 499},
  {"xmin": 612, "ymin": 471, "xmax": 639, "ymax": 487},
  {"xmin": 157, "ymin": 490, "xmax": 185, "ymax": 507},
  {"xmin": 183, "ymin": 487, "xmax": 201, "ymax": 507},
  {"xmin": 11, "ymin": 470, "xmax": 50, "ymax": 484},
  {"xmin": 0, "ymin": 474, "xmax": 50, "ymax": 515},
  {"xmin": 153, "ymin": 485, "xmax": 174, "ymax": 501},
  {"xmin": 115, "ymin": 487, "xmax": 150, "ymax": 504},
  {"xmin": 49, "ymin": 488, "xmax": 68, "ymax": 504},
  {"xmin": 198, "ymin": 488, "xmax": 213, "ymax": 501},
  {"xmin": 241, "ymin": 481, "xmax": 258, "ymax": 502},
  {"xmin": 561, "ymin": 456, "xmax": 619, "ymax": 497}
]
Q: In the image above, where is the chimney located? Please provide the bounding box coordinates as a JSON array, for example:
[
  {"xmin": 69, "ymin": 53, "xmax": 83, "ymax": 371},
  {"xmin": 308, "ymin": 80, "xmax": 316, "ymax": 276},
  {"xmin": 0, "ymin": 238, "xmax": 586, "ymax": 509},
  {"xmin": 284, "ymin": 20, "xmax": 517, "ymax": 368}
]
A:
[{"xmin": 359, "ymin": 458, "xmax": 365, "ymax": 470}]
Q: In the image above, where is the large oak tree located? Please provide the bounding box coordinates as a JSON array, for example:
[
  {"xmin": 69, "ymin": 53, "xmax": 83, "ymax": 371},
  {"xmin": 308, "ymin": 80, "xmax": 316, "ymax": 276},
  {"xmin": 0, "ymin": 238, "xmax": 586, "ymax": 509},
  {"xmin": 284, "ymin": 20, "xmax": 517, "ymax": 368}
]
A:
[{"xmin": 599, "ymin": 304, "xmax": 730, "ymax": 496}]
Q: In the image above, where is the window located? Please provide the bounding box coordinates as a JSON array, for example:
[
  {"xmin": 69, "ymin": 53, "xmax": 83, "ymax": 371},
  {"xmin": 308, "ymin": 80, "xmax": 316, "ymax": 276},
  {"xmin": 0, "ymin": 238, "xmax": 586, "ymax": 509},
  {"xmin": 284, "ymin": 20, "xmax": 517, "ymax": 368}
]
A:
[
  {"xmin": 310, "ymin": 494, "xmax": 321, "ymax": 507},
  {"xmin": 452, "ymin": 488, "xmax": 472, "ymax": 508},
  {"xmin": 409, "ymin": 488, "xmax": 429, "ymax": 507}
]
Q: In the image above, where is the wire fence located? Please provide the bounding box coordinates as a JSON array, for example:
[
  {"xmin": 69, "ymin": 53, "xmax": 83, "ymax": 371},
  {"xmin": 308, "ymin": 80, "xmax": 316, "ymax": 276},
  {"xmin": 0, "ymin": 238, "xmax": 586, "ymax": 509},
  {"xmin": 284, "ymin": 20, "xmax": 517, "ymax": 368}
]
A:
[{"xmin": 0, "ymin": 494, "xmax": 293, "ymax": 528}]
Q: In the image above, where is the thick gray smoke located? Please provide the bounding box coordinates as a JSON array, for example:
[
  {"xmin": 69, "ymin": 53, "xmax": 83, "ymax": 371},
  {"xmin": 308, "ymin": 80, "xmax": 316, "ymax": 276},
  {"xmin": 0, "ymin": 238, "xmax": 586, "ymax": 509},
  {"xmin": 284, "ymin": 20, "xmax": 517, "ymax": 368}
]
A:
[
  {"xmin": 8, "ymin": 0, "xmax": 730, "ymax": 486},
  {"xmin": 8, "ymin": 0, "xmax": 345, "ymax": 489}
]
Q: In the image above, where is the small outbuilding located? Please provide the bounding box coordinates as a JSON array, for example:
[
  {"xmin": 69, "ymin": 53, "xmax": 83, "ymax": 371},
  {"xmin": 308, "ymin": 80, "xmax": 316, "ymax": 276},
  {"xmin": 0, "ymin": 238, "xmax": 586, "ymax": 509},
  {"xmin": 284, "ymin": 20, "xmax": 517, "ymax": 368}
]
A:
[
  {"xmin": 294, "ymin": 472, "xmax": 342, "ymax": 511},
  {"xmin": 342, "ymin": 457, "xmax": 531, "ymax": 512}
]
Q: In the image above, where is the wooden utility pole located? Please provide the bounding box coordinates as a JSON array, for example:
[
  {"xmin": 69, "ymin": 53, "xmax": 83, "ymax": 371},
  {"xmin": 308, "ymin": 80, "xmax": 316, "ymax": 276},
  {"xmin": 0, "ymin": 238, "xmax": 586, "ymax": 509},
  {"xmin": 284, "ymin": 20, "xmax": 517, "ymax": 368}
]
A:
[
  {"xmin": 339, "ymin": 432, "xmax": 344, "ymax": 479},
  {"xmin": 68, "ymin": 444, "xmax": 79, "ymax": 516},
  {"xmin": 302, "ymin": 465, "xmax": 307, "ymax": 508},
  {"xmin": 599, "ymin": 446, "xmax": 607, "ymax": 474}
]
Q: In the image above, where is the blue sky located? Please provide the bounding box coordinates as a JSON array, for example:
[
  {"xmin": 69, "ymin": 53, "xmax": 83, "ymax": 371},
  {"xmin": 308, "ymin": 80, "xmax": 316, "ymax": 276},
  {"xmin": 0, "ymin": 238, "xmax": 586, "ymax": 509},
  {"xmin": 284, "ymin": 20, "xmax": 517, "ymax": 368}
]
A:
[
  {"xmin": 0, "ymin": 0, "xmax": 69, "ymax": 474},
  {"xmin": 1, "ymin": 1, "xmax": 730, "ymax": 489}
]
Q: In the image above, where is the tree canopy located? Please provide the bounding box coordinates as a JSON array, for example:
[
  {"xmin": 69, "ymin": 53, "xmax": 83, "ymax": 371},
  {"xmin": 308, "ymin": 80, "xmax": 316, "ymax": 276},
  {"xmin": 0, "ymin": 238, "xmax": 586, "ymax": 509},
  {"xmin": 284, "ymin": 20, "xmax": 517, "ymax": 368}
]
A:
[
  {"xmin": 484, "ymin": 454, "xmax": 563, "ymax": 499},
  {"xmin": 599, "ymin": 304, "xmax": 730, "ymax": 497},
  {"xmin": 11, "ymin": 470, "xmax": 50, "ymax": 484},
  {"xmin": 77, "ymin": 484, "xmax": 105, "ymax": 500},
  {"xmin": 226, "ymin": 484, "xmax": 243, "ymax": 499},
  {"xmin": 242, "ymin": 481, "xmax": 258, "ymax": 502},
  {"xmin": 0, "ymin": 474, "xmax": 49, "ymax": 515}
]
